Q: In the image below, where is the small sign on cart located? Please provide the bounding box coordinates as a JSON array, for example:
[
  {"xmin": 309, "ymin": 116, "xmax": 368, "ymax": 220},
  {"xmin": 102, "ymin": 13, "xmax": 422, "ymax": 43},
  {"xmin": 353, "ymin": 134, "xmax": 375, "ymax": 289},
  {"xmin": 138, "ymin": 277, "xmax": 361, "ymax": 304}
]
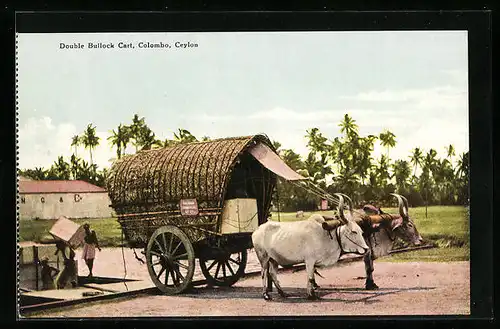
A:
[{"xmin": 180, "ymin": 199, "xmax": 199, "ymax": 216}]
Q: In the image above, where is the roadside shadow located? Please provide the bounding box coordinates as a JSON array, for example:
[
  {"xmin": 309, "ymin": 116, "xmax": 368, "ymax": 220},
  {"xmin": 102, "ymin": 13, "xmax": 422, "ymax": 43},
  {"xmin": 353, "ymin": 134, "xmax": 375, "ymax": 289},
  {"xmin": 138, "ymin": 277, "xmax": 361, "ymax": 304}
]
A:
[{"xmin": 163, "ymin": 285, "xmax": 436, "ymax": 304}]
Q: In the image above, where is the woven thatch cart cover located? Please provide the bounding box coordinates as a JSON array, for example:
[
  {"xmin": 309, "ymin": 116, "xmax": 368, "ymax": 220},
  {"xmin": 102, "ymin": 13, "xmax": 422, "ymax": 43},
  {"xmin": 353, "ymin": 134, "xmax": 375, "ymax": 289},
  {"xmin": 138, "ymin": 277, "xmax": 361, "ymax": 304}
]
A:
[{"xmin": 107, "ymin": 134, "xmax": 300, "ymax": 248}]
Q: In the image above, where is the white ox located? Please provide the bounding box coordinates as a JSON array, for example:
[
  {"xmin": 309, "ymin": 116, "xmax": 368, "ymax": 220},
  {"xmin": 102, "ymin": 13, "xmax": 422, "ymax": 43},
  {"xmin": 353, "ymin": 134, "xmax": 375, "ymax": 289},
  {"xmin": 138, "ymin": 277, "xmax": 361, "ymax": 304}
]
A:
[{"xmin": 252, "ymin": 194, "xmax": 369, "ymax": 300}]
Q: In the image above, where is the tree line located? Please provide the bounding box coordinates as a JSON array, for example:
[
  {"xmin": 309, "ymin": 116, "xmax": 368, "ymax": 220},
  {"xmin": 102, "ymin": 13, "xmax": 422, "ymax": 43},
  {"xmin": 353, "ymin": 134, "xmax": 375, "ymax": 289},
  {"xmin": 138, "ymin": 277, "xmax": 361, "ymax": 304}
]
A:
[
  {"xmin": 19, "ymin": 114, "xmax": 205, "ymax": 187},
  {"xmin": 19, "ymin": 113, "xmax": 469, "ymax": 210},
  {"xmin": 273, "ymin": 114, "xmax": 469, "ymax": 211}
]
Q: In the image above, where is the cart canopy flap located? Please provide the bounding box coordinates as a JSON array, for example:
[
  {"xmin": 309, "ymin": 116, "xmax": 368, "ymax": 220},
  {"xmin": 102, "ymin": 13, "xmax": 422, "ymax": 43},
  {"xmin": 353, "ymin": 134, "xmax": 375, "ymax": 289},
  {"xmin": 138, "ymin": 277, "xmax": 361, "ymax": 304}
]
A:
[{"xmin": 248, "ymin": 143, "xmax": 306, "ymax": 181}]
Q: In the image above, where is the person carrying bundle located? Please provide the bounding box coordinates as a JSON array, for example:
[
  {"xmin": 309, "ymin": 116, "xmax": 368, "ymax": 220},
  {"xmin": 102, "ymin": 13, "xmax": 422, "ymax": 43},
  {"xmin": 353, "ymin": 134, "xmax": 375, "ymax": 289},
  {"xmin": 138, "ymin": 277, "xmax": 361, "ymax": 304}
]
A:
[{"xmin": 54, "ymin": 241, "xmax": 78, "ymax": 289}]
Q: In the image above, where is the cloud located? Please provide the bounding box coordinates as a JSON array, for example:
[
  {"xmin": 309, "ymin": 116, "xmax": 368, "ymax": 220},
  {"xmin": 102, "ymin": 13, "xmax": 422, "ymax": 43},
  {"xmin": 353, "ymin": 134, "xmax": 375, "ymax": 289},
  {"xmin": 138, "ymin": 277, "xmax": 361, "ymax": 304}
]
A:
[
  {"xmin": 184, "ymin": 113, "xmax": 238, "ymax": 122},
  {"xmin": 341, "ymin": 85, "xmax": 466, "ymax": 107},
  {"xmin": 18, "ymin": 116, "xmax": 115, "ymax": 170},
  {"xmin": 248, "ymin": 107, "xmax": 380, "ymax": 123},
  {"xmin": 249, "ymin": 107, "xmax": 330, "ymax": 121}
]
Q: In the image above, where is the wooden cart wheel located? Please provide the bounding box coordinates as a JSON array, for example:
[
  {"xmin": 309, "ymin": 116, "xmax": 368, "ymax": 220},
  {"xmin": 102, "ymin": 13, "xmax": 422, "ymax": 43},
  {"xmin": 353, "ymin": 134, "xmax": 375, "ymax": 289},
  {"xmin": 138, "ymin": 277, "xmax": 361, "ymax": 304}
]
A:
[
  {"xmin": 199, "ymin": 249, "xmax": 248, "ymax": 287},
  {"xmin": 146, "ymin": 225, "xmax": 195, "ymax": 294}
]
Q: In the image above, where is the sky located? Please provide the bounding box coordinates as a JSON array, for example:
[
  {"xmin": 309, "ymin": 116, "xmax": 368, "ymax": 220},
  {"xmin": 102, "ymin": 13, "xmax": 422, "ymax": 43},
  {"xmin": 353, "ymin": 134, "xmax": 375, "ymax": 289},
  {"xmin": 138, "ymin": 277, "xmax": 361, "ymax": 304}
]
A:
[{"xmin": 17, "ymin": 31, "xmax": 469, "ymax": 171}]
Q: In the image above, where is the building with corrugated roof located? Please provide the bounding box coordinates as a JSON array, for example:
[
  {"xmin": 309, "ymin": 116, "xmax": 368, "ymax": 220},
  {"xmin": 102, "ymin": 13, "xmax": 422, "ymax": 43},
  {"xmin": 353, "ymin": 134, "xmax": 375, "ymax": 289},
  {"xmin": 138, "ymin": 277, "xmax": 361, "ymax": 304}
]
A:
[{"xmin": 18, "ymin": 180, "xmax": 114, "ymax": 220}]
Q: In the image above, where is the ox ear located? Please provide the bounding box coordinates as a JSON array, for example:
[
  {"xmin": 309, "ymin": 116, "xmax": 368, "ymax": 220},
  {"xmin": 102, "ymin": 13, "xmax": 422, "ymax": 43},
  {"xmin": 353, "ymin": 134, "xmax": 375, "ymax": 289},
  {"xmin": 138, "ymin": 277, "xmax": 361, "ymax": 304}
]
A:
[{"xmin": 391, "ymin": 217, "xmax": 403, "ymax": 231}]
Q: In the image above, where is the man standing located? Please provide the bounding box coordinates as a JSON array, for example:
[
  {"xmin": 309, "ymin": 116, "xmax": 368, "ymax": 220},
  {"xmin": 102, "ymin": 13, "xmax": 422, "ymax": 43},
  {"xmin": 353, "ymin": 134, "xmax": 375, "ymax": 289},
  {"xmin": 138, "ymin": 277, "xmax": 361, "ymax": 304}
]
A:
[{"xmin": 82, "ymin": 223, "xmax": 101, "ymax": 278}]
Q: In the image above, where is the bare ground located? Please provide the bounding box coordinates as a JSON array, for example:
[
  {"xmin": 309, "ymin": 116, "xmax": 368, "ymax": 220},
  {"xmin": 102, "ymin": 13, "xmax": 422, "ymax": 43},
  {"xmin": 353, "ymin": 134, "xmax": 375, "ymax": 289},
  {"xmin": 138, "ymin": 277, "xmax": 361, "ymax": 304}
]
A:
[{"xmin": 27, "ymin": 250, "xmax": 470, "ymax": 317}]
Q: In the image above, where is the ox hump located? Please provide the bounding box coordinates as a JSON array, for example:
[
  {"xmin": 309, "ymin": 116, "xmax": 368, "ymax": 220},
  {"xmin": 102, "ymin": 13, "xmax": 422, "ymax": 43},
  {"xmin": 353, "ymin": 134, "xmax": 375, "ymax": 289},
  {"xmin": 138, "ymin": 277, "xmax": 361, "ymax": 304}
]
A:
[{"xmin": 307, "ymin": 214, "xmax": 326, "ymax": 225}]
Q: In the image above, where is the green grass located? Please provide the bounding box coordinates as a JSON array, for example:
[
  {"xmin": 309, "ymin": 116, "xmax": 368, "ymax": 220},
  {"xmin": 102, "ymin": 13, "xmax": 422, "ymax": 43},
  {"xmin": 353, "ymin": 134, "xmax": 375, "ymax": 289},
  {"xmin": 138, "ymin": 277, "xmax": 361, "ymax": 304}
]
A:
[
  {"xmin": 18, "ymin": 217, "xmax": 123, "ymax": 247},
  {"xmin": 19, "ymin": 206, "xmax": 470, "ymax": 262},
  {"xmin": 379, "ymin": 247, "xmax": 469, "ymax": 262}
]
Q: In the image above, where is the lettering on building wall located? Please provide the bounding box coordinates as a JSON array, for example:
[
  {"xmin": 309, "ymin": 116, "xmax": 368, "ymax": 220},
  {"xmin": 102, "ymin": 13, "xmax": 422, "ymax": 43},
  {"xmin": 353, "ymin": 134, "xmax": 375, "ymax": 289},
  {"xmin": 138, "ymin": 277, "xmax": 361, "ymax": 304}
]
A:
[
  {"xmin": 21, "ymin": 196, "xmax": 25, "ymax": 204},
  {"xmin": 40, "ymin": 197, "xmax": 45, "ymax": 203},
  {"xmin": 59, "ymin": 197, "xmax": 64, "ymax": 203},
  {"xmin": 74, "ymin": 194, "xmax": 82, "ymax": 202}
]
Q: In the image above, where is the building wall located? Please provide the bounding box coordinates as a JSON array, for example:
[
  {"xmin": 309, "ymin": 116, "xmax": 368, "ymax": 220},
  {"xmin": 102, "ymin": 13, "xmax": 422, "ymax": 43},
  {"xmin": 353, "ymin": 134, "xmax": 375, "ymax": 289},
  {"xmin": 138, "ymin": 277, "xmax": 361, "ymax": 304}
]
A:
[{"xmin": 19, "ymin": 192, "xmax": 115, "ymax": 220}]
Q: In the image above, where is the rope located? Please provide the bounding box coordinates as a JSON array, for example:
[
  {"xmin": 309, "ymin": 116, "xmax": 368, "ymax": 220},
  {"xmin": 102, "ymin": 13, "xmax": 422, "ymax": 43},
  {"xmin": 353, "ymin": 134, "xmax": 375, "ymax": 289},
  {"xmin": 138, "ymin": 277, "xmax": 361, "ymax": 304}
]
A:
[
  {"xmin": 276, "ymin": 179, "xmax": 281, "ymax": 222},
  {"xmin": 287, "ymin": 179, "xmax": 367, "ymax": 217},
  {"xmin": 120, "ymin": 230, "xmax": 129, "ymax": 291}
]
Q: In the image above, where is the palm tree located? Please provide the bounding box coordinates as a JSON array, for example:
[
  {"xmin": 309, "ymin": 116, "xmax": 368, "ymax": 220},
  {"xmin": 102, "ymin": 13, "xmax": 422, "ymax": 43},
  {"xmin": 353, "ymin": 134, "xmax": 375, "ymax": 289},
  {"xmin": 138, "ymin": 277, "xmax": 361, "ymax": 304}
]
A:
[
  {"xmin": 409, "ymin": 147, "xmax": 423, "ymax": 177},
  {"xmin": 376, "ymin": 154, "xmax": 390, "ymax": 188},
  {"xmin": 137, "ymin": 126, "xmax": 163, "ymax": 150},
  {"xmin": 272, "ymin": 140, "xmax": 282, "ymax": 154},
  {"xmin": 129, "ymin": 114, "xmax": 146, "ymax": 152},
  {"xmin": 355, "ymin": 135, "xmax": 377, "ymax": 185},
  {"xmin": 45, "ymin": 166, "xmax": 60, "ymax": 180},
  {"xmin": 163, "ymin": 138, "xmax": 177, "ymax": 147},
  {"xmin": 201, "ymin": 136, "xmax": 211, "ymax": 142},
  {"xmin": 379, "ymin": 129, "xmax": 396, "ymax": 158},
  {"xmin": 32, "ymin": 167, "xmax": 46, "ymax": 180},
  {"xmin": 173, "ymin": 129, "xmax": 198, "ymax": 144},
  {"xmin": 303, "ymin": 152, "xmax": 332, "ymax": 186},
  {"xmin": 78, "ymin": 159, "xmax": 91, "ymax": 180},
  {"xmin": 433, "ymin": 158, "xmax": 455, "ymax": 204},
  {"xmin": 392, "ymin": 160, "xmax": 411, "ymax": 193},
  {"xmin": 108, "ymin": 125, "xmax": 122, "ymax": 159},
  {"xmin": 455, "ymin": 151, "xmax": 469, "ymax": 205},
  {"xmin": 424, "ymin": 148, "xmax": 438, "ymax": 175},
  {"xmin": 281, "ymin": 149, "xmax": 304, "ymax": 171},
  {"xmin": 71, "ymin": 135, "xmax": 80, "ymax": 157},
  {"xmin": 81, "ymin": 123, "xmax": 100, "ymax": 167},
  {"xmin": 70, "ymin": 154, "xmax": 80, "ymax": 179},
  {"xmin": 305, "ymin": 128, "xmax": 328, "ymax": 155},
  {"xmin": 53, "ymin": 156, "xmax": 71, "ymax": 180},
  {"xmin": 338, "ymin": 114, "xmax": 358, "ymax": 139},
  {"xmin": 455, "ymin": 151, "xmax": 469, "ymax": 179},
  {"xmin": 121, "ymin": 125, "xmax": 132, "ymax": 155},
  {"xmin": 107, "ymin": 124, "xmax": 130, "ymax": 159},
  {"xmin": 445, "ymin": 144, "xmax": 456, "ymax": 163}
]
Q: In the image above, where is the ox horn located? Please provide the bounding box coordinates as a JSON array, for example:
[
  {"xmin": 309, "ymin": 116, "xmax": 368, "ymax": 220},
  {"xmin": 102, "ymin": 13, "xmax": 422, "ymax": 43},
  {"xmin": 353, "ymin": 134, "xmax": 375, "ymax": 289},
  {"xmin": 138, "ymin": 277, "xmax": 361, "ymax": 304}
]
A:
[
  {"xmin": 390, "ymin": 193, "xmax": 409, "ymax": 221},
  {"xmin": 334, "ymin": 193, "xmax": 347, "ymax": 224},
  {"xmin": 334, "ymin": 193, "xmax": 354, "ymax": 224}
]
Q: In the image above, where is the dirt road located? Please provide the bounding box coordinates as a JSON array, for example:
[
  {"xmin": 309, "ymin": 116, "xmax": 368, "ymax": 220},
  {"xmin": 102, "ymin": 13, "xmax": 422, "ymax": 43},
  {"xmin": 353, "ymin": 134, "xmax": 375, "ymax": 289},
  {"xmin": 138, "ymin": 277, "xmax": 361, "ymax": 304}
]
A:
[{"xmin": 28, "ymin": 260, "xmax": 469, "ymax": 317}]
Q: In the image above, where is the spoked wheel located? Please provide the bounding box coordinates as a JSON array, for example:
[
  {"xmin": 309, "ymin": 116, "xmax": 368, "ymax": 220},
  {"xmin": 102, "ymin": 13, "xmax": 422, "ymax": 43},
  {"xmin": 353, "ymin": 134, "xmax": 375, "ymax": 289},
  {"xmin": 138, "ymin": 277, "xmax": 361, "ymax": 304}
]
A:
[
  {"xmin": 146, "ymin": 226, "xmax": 195, "ymax": 294},
  {"xmin": 199, "ymin": 249, "xmax": 247, "ymax": 287}
]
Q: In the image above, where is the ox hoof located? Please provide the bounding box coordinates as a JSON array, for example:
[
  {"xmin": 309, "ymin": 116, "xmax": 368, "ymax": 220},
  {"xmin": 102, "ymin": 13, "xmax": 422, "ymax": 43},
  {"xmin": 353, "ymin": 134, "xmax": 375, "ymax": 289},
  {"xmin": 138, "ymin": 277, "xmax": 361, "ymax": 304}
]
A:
[
  {"xmin": 313, "ymin": 283, "xmax": 320, "ymax": 290},
  {"xmin": 263, "ymin": 292, "xmax": 272, "ymax": 301},
  {"xmin": 365, "ymin": 281, "xmax": 379, "ymax": 290},
  {"xmin": 307, "ymin": 293, "xmax": 320, "ymax": 300}
]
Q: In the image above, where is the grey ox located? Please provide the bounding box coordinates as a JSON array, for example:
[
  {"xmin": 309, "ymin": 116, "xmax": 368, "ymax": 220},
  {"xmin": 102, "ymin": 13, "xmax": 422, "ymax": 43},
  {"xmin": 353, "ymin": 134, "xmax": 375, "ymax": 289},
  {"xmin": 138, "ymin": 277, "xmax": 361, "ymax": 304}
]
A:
[
  {"xmin": 338, "ymin": 193, "xmax": 423, "ymax": 290},
  {"xmin": 252, "ymin": 194, "xmax": 369, "ymax": 301}
]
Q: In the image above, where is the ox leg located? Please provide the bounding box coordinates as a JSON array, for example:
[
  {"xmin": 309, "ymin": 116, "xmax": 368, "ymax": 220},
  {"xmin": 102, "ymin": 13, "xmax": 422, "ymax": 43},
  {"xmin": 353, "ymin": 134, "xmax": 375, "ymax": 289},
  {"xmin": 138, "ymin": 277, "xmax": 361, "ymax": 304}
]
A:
[
  {"xmin": 305, "ymin": 261, "xmax": 319, "ymax": 300},
  {"xmin": 269, "ymin": 259, "xmax": 287, "ymax": 298},
  {"xmin": 255, "ymin": 247, "xmax": 272, "ymax": 300},
  {"xmin": 312, "ymin": 268, "xmax": 320, "ymax": 290},
  {"xmin": 261, "ymin": 259, "xmax": 272, "ymax": 301},
  {"xmin": 364, "ymin": 249, "xmax": 379, "ymax": 290},
  {"xmin": 267, "ymin": 272, "xmax": 273, "ymax": 293}
]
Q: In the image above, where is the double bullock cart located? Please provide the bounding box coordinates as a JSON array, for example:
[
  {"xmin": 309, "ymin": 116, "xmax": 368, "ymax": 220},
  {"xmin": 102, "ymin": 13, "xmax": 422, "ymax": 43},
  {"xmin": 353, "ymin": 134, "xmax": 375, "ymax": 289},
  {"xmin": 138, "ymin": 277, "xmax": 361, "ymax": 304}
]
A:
[{"xmin": 106, "ymin": 134, "xmax": 303, "ymax": 294}]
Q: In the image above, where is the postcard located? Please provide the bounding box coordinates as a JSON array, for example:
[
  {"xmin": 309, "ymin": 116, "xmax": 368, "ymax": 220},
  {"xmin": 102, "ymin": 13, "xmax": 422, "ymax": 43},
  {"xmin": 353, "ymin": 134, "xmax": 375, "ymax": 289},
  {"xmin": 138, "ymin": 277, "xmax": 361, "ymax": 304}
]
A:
[{"xmin": 17, "ymin": 25, "xmax": 471, "ymax": 318}]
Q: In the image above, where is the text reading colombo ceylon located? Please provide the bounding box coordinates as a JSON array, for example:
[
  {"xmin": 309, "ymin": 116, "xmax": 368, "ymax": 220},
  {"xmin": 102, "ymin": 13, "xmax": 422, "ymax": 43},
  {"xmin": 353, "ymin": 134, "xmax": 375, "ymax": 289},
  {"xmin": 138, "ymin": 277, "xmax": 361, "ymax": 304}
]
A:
[{"xmin": 59, "ymin": 41, "xmax": 198, "ymax": 50}]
